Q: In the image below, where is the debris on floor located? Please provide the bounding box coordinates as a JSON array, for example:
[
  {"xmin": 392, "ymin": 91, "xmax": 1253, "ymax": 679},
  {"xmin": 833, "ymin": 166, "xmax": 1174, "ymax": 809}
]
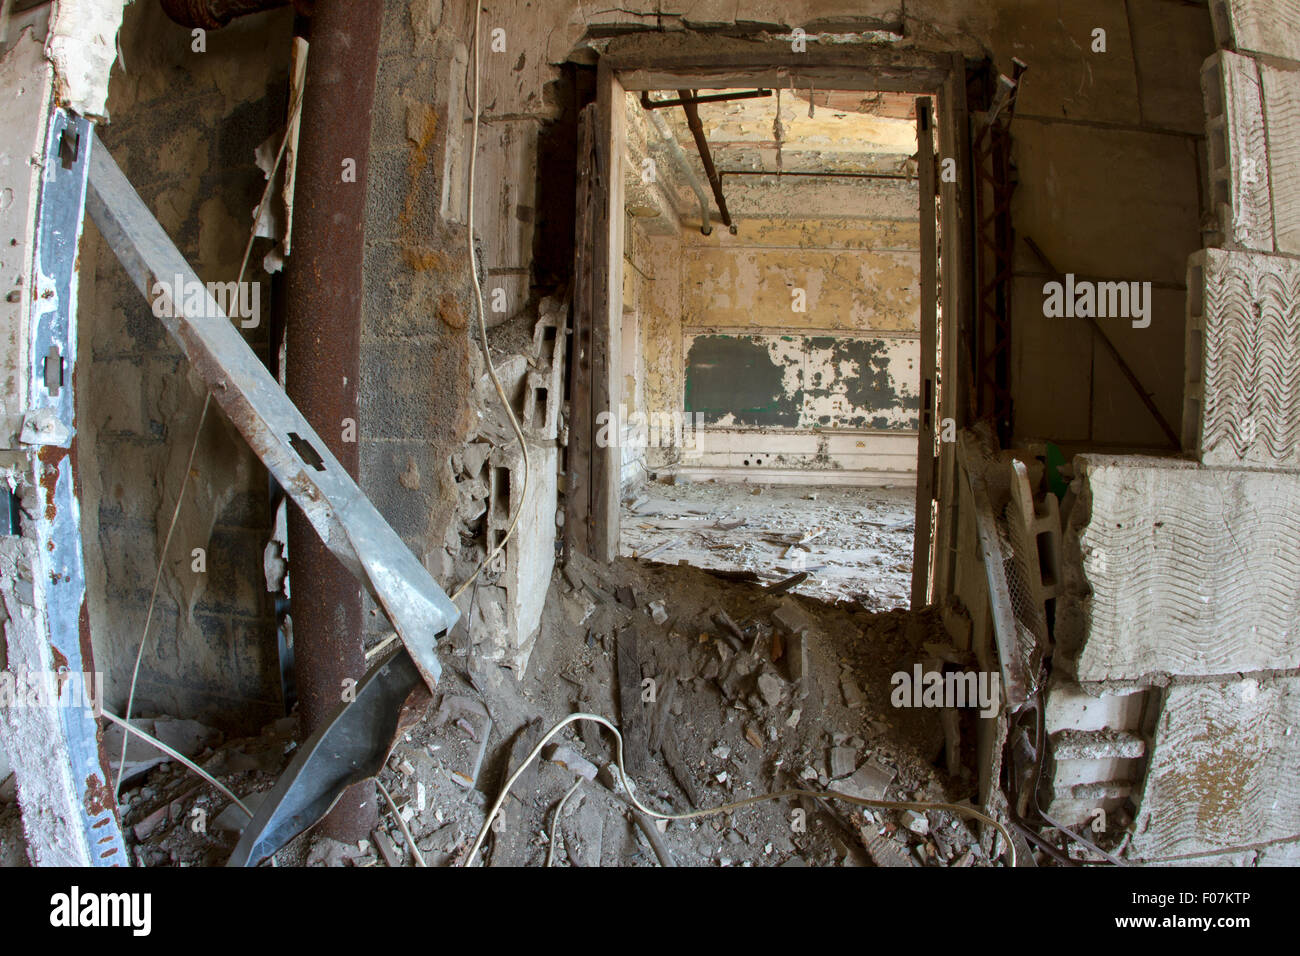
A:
[{"xmin": 121, "ymin": 551, "xmax": 1010, "ymax": 867}]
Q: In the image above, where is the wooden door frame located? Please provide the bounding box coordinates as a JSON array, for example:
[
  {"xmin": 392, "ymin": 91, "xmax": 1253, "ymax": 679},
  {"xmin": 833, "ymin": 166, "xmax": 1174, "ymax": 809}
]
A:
[{"xmin": 571, "ymin": 45, "xmax": 968, "ymax": 602}]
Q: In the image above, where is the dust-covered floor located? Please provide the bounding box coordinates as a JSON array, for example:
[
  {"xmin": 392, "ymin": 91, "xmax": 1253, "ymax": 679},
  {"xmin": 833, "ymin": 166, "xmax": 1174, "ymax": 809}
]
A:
[
  {"xmin": 619, "ymin": 480, "xmax": 916, "ymax": 609},
  {"xmin": 112, "ymin": 552, "xmax": 1002, "ymax": 868}
]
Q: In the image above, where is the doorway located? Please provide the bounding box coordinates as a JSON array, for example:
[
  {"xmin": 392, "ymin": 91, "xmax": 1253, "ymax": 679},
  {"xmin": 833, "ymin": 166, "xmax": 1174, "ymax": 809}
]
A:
[{"xmin": 566, "ymin": 52, "xmax": 963, "ymax": 610}]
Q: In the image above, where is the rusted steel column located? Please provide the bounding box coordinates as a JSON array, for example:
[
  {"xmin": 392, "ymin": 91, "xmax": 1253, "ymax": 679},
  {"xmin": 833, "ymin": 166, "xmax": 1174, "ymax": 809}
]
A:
[{"xmin": 283, "ymin": 0, "xmax": 382, "ymax": 842}]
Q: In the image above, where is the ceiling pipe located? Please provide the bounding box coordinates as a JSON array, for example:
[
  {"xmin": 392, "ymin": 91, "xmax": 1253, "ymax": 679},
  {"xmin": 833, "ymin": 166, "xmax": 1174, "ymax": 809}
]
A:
[
  {"xmin": 282, "ymin": 0, "xmax": 383, "ymax": 844},
  {"xmin": 644, "ymin": 107, "xmax": 712, "ymax": 235},
  {"xmin": 159, "ymin": 0, "xmax": 294, "ymax": 29},
  {"xmin": 677, "ymin": 89, "xmax": 738, "ymax": 234}
]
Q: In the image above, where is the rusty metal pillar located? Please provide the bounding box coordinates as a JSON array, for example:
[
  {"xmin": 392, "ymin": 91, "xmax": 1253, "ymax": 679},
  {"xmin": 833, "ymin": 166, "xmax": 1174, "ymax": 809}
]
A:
[{"xmin": 283, "ymin": 0, "xmax": 382, "ymax": 842}]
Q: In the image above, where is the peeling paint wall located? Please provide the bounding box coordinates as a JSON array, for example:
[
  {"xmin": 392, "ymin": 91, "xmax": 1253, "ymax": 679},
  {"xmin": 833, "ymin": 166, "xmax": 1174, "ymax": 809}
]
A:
[
  {"xmin": 647, "ymin": 215, "xmax": 922, "ymax": 477},
  {"xmin": 78, "ymin": 3, "xmax": 293, "ymax": 732}
]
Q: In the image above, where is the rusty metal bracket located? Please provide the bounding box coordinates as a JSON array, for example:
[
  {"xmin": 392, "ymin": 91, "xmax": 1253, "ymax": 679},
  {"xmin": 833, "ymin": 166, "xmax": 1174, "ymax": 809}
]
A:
[{"xmin": 84, "ymin": 133, "xmax": 458, "ymax": 694}]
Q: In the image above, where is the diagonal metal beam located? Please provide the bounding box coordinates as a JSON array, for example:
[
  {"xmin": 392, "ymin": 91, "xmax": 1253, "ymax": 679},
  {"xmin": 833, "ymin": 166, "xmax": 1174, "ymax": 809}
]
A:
[{"xmin": 84, "ymin": 133, "xmax": 457, "ymax": 694}]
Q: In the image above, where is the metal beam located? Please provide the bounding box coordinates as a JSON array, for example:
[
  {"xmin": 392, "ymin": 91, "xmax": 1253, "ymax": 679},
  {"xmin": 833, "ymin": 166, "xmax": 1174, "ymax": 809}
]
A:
[
  {"xmin": 5, "ymin": 109, "xmax": 129, "ymax": 867},
  {"xmin": 85, "ymin": 133, "xmax": 459, "ymax": 698}
]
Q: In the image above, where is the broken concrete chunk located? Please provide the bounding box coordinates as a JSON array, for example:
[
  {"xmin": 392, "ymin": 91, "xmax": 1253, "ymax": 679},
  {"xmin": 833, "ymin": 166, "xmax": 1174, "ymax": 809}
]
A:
[
  {"xmin": 829, "ymin": 746, "xmax": 856, "ymax": 779},
  {"xmin": 756, "ymin": 671, "xmax": 784, "ymax": 709},
  {"xmin": 212, "ymin": 791, "xmax": 268, "ymax": 833},
  {"xmin": 772, "ymin": 601, "xmax": 813, "ymax": 636},
  {"xmin": 829, "ymin": 758, "xmax": 896, "ymax": 803},
  {"xmin": 901, "ymin": 810, "xmax": 930, "ymax": 836},
  {"xmin": 840, "ymin": 674, "xmax": 865, "ymax": 709},
  {"xmin": 462, "ymin": 442, "xmax": 491, "ymax": 477},
  {"xmin": 647, "ymin": 601, "xmax": 668, "ymax": 625},
  {"xmin": 545, "ymin": 744, "xmax": 598, "ymax": 781}
]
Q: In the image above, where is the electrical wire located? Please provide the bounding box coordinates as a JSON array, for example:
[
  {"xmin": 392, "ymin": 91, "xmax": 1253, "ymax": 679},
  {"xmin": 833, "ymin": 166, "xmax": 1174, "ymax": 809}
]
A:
[
  {"xmin": 546, "ymin": 778, "xmax": 583, "ymax": 867},
  {"xmin": 449, "ymin": 0, "xmax": 530, "ymax": 603},
  {"xmin": 113, "ymin": 82, "xmax": 307, "ymax": 803},
  {"xmin": 463, "ymin": 712, "xmax": 1018, "ymax": 867},
  {"xmin": 101, "ymin": 708, "xmax": 253, "ymax": 820}
]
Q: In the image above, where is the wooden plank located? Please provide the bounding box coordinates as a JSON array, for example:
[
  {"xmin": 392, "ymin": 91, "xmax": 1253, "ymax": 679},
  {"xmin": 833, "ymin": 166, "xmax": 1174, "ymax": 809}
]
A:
[
  {"xmin": 911, "ymin": 97, "xmax": 938, "ymax": 609},
  {"xmin": 615, "ymin": 625, "xmax": 648, "ymax": 776},
  {"xmin": 565, "ymin": 105, "xmax": 597, "ymax": 558},
  {"xmin": 591, "ymin": 60, "xmax": 624, "ymax": 563}
]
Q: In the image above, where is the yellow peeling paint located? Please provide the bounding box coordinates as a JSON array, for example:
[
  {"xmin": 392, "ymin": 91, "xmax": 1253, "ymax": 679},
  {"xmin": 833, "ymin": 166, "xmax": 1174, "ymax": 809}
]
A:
[{"xmin": 682, "ymin": 247, "xmax": 920, "ymax": 332}]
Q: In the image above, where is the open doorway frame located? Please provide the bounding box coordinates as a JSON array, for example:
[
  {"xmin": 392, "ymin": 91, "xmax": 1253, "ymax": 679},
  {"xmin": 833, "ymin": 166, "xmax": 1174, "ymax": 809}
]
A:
[{"xmin": 566, "ymin": 44, "xmax": 971, "ymax": 612}]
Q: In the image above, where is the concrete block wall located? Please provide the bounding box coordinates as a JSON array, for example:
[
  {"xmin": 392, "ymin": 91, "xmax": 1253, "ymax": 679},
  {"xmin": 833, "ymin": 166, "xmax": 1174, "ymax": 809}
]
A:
[
  {"xmin": 76, "ymin": 4, "xmax": 293, "ymax": 732},
  {"xmin": 1184, "ymin": 249, "xmax": 1300, "ymax": 467},
  {"xmin": 1041, "ymin": 675, "xmax": 1152, "ymax": 825},
  {"xmin": 1055, "ymin": 452, "xmax": 1300, "ymax": 859},
  {"xmin": 1041, "ymin": 2, "xmax": 1300, "ymax": 863}
]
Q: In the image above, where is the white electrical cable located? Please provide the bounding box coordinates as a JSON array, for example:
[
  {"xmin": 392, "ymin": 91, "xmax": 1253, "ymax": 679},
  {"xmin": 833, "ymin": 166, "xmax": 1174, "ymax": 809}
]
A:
[
  {"xmin": 101, "ymin": 708, "xmax": 253, "ymax": 820},
  {"xmin": 546, "ymin": 778, "xmax": 583, "ymax": 867},
  {"xmin": 463, "ymin": 712, "xmax": 1018, "ymax": 867},
  {"xmin": 450, "ymin": 0, "xmax": 530, "ymax": 603}
]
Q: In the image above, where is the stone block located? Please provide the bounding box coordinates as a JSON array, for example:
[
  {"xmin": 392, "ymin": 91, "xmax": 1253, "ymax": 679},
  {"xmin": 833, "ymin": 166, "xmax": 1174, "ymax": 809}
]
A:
[
  {"xmin": 1060, "ymin": 455, "xmax": 1300, "ymax": 681},
  {"xmin": 1184, "ymin": 249, "xmax": 1300, "ymax": 468},
  {"xmin": 1129, "ymin": 675, "xmax": 1300, "ymax": 860},
  {"xmin": 1201, "ymin": 51, "xmax": 1273, "ymax": 251}
]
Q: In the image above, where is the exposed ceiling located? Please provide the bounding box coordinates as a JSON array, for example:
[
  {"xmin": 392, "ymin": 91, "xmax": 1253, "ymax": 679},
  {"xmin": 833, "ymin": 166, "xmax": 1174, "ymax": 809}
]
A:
[{"xmin": 625, "ymin": 88, "xmax": 922, "ymax": 231}]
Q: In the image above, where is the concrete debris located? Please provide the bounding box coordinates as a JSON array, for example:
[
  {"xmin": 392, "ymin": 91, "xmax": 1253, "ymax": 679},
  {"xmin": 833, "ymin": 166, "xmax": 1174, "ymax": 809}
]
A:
[
  {"xmin": 840, "ymin": 673, "xmax": 865, "ymax": 709},
  {"xmin": 901, "ymin": 810, "xmax": 930, "ymax": 836},
  {"xmin": 829, "ymin": 746, "xmax": 856, "ymax": 779},
  {"xmin": 212, "ymin": 791, "xmax": 268, "ymax": 834},
  {"xmin": 648, "ymin": 600, "xmax": 669, "ymax": 625},
  {"xmin": 546, "ymin": 744, "xmax": 599, "ymax": 781},
  {"xmin": 756, "ymin": 671, "xmax": 785, "ymax": 709},
  {"xmin": 104, "ymin": 717, "xmax": 221, "ymax": 784},
  {"xmin": 828, "ymin": 758, "xmax": 896, "ymax": 803},
  {"xmin": 372, "ymin": 827, "xmax": 404, "ymax": 867}
]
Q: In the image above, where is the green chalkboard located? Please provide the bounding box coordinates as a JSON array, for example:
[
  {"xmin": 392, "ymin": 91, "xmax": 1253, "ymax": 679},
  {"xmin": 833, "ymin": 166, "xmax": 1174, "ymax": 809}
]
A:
[{"xmin": 683, "ymin": 332, "xmax": 920, "ymax": 431}]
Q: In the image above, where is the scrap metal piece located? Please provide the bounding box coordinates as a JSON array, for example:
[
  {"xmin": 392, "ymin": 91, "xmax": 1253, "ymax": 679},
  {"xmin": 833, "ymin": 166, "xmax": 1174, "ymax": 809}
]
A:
[
  {"xmin": 228, "ymin": 647, "xmax": 423, "ymax": 866},
  {"xmin": 84, "ymin": 133, "xmax": 458, "ymax": 693},
  {"xmin": 11, "ymin": 110, "xmax": 128, "ymax": 866}
]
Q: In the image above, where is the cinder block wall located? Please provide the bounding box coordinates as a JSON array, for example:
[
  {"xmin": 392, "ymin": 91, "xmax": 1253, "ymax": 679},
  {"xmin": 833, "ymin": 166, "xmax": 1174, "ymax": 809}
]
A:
[
  {"xmin": 1046, "ymin": 0, "xmax": 1300, "ymax": 864},
  {"xmin": 78, "ymin": 4, "xmax": 293, "ymax": 732}
]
